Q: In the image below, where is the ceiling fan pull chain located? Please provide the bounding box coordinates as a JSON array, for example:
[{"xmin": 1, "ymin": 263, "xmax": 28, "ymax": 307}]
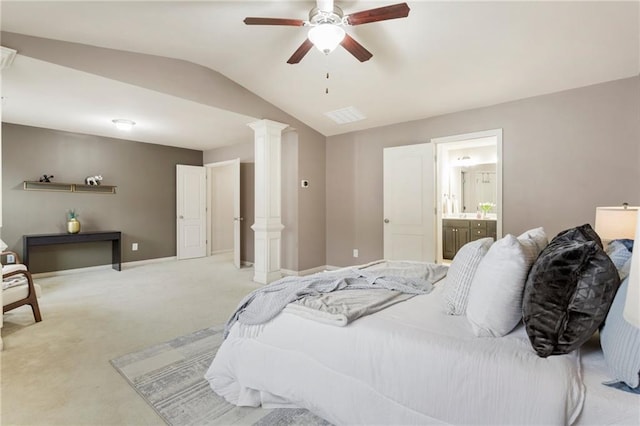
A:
[{"xmin": 325, "ymin": 56, "xmax": 331, "ymax": 94}]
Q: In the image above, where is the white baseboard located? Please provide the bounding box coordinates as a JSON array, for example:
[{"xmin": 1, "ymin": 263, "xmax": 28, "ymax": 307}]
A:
[
  {"xmin": 210, "ymin": 249, "xmax": 233, "ymax": 255},
  {"xmin": 281, "ymin": 265, "xmax": 330, "ymax": 277},
  {"xmin": 124, "ymin": 256, "xmax": 176, "ymax": 268},
  {"xmin": 32, "ymin": 256, "xmax": 176, "ymax": 278},
  {"xmin": 324, "ymin": 265, "xmax": 342, "ymax": 271}
]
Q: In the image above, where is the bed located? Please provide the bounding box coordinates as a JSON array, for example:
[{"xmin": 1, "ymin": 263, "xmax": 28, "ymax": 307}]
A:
[{"xmin": 206, "ymin": 228, "xmax": 639, "ymax": 425}]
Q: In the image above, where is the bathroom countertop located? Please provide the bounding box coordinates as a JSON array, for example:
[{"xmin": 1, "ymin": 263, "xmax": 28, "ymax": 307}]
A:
[{"xmin": 442, "ymin": 214, "xmax": 497, "ymax": 221}]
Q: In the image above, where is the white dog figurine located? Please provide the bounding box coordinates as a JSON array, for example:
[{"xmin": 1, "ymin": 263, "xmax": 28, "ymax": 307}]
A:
[{"xmin": 85, "ymin": 175, "xmax": 103, "ymax": 186}]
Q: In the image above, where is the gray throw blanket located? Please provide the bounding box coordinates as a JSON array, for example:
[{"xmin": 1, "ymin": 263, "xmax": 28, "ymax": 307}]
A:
[
  {"xmin": 224, "ymin": 265, "xmax": 448, "ymax": 337},
  {"xmin": 284, "ymin": 289, "xmax": 414, "ymax": 326}
]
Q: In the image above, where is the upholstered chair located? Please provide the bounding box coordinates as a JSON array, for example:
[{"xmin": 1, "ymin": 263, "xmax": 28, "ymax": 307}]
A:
[{"xmin": 2, "ymin": 250, "xmax": 42, "ymax": 323}]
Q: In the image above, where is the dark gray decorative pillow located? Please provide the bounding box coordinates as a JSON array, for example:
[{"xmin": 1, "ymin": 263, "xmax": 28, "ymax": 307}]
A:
[
  {"xmin": 555, "ymin": 223, "xmax": 603, "ymax": 248},
  {"xmin": 522, "ymin": 225, "xmax": 620, "ymax": 358}
]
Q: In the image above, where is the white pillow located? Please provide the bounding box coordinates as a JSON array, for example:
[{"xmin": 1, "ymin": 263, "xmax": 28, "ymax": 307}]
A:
[
  {"xmin": 442, "ymin": 238, "xmax": 494, "ymax": 315},
  {"xmin": 517, "ymin": 227, "xmax": 548, "ymax": 256},
  {"xmin": 466, "ymin": 234, "xmax": 539, "ymax": 337}
]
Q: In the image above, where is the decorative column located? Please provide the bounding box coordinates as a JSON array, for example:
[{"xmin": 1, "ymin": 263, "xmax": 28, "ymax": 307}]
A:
[{"xmin": 248, "ymin": 119, "xmax": 288, "ymax": 284}]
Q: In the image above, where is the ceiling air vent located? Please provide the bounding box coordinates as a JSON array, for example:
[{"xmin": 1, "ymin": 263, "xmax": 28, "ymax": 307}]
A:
[
  {"xmin": 1, "ymin": 46, "xmax": 17, "ymax": 69},
  {"xmin": 324, "ymin": 106, "xmax": 366, "ymax": 124}
]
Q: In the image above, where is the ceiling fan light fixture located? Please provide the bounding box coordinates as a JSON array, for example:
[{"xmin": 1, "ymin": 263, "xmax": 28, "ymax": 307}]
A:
[
  {"xmin": 308, "ymin": 24, "xmax": 346, "ymax": 54},
  {"xmin": 112, "ymin": 119, "xmax": 136, "ymax": 131}
]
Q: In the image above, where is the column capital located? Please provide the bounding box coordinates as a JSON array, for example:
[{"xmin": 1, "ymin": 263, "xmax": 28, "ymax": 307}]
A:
[{"xmin": 247, "ymin": 119, "xmax": 289, "ymax": 133}]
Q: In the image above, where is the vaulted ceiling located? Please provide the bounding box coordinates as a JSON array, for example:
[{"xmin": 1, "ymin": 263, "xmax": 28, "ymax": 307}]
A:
[{"xmin": 2, "ymin": 1, "xmax": 639, "ymax": 151}]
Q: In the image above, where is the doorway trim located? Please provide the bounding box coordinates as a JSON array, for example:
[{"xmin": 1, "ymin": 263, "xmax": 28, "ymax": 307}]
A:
[{"xmin": 431, "ymin": 129, "xmax": 503, "ymax": 263}]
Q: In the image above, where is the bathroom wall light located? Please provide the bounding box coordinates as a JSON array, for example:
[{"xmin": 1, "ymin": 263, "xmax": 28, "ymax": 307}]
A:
[
  {"xmin": 112, "ymin": 119, "xmax": 136, "ymax": 131},
  {"xmin": 453, "ymin": 156, "xmax": 473, "ymax": 167}
]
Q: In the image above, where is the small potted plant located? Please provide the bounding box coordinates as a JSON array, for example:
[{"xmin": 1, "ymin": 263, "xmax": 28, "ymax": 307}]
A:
[
  {"xmin": 67, "ymin": 209, "xmax": 81, "ymax": 234},
  {"xmin": 478, "ymin": 202, "xmax": 495, "ymax": 219}
]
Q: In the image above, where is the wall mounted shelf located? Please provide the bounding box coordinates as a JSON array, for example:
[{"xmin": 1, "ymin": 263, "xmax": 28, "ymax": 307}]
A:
[{"xmin": 23, "ymin": 181, "xmax": 117, "ymax": 194}]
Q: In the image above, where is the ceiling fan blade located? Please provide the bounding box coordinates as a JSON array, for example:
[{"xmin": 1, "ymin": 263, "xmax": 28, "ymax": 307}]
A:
[
  {"xmin": 244, "ymin": 17, "xmax": 305, "ymax": 26},
  {"xmin": 287, "ymin": 39, "xmax": 314, "ymax": 64},
  {"xmin": 345, "ymin": 3, "xmax": 410, "ymax": 26},
  {"xmin": 340, "ymin": 34, "xmax": 373, "ymax": 62}
]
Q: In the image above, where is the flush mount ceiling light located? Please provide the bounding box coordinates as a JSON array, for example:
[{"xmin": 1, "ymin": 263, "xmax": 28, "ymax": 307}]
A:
[{"xmin": 112, "ymin": 119, "xmax": 136, "ymax": 131}]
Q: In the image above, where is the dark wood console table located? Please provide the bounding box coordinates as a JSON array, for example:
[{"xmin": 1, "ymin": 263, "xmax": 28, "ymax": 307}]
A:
[{"xmin": 23, "ymin": 231, "xmax": 122, "ymax": 271}]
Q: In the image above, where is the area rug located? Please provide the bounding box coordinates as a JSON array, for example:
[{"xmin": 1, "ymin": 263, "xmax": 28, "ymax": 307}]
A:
[{"xmin": 110, "ymin": 325, "xmax": 330, "ymax": 425}]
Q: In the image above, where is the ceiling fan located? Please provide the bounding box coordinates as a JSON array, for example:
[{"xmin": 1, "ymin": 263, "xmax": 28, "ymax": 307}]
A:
[{"xmin": 244, "ymin": 0, "xmax": 410, "ymax": 64}]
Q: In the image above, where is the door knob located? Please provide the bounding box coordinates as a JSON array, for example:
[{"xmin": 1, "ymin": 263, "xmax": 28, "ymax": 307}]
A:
[
  {"xmin": 384, "ymin": 218, "xmax": 390, "ymax": 223},
  {"xmin": 234, "ymin": 217, "xmax": 244, "ymax": 221}
]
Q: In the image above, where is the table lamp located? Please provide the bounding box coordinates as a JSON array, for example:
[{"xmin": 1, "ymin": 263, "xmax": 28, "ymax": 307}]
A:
[
  {"xmin": 595, "ymin": 204, "xmax": 639, "ymax": 328},
  {"xmin": 595, "ymin": 204, "xmax": 638, "ymax": 242}
]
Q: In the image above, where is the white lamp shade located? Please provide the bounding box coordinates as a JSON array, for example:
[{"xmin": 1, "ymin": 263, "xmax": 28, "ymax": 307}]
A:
[
  {"xmin": 308, "ymin": 24, "xmax": 345, "ymax": 54},
  {"xmin": 623, "ymin": 210, "xmax": 640, "ymax": 328},
  {"xmin": 595, "ymin": 206, "xmax": 638, "ymax": 241}
]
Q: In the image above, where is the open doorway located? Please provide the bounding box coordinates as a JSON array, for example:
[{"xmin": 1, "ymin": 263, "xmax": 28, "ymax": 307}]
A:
[
  {"xmin": 205, "ymin": 158, "xmax": 241, "ymax": 268},
  {"xmin": 432, "ymin": 129, "xmax": 503, "ymax": 263}
]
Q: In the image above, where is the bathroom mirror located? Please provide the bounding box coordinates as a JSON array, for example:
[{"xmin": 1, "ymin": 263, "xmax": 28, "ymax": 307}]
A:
[{"xmin": 452, "ymin": 163, "xmax": 497, "ymax": 213}]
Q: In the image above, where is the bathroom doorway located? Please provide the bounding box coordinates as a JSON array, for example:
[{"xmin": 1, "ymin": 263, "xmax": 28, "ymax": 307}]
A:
[{"xmin": 432, "ymin": 129, "xmax": 503, "ymax": 263}]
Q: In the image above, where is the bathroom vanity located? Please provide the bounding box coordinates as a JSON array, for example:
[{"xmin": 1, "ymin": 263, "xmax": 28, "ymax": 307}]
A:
[{"xmin": 443, "ymin": 217, "xmax": 497, "ymax": 260}]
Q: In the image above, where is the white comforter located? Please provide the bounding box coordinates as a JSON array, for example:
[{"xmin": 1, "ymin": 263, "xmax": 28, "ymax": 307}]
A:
[{"xmin": 206, "ymin": 283, "xmax": 585, "ymax": 425}]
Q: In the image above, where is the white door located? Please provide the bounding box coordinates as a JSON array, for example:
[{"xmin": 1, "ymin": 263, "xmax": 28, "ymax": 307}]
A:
[
  {"xmin": 231, "ymin": 159, "xmax": 242, "ymax": 268},
  {"xmin": 176, "ymin": 165, "xmax": 207, "ymax": 260},
  {"xmin": 383, "ymin": 143, "xmax": 435, "ymax": 262}
]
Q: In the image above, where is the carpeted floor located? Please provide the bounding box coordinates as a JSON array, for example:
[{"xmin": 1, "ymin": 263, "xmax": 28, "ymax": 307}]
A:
[
  {"xmin": 110, "ymin": 325, "xmax": 330, "ymax": 426},
  {"xmin": 1, "ymin": 254, "xmax": 266, "ymax": 425}
]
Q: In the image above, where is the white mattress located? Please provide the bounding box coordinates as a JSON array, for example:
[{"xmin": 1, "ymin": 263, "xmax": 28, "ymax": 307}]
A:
[{"xmin": 206, "ymin": 283, "xmax": 588, "ymax": 425}]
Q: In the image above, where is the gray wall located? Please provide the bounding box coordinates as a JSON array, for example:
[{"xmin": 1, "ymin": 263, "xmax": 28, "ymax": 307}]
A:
[
  {"xmin": 281, "ymin": 131, "xmax": 299, "ymax": 271},
  {"xmin": 240, "ymin": 163, "xmax": 255, "ymax": 264},
  {"xmin": 326, "ymin": 76, "xmax": 640, "ymax": 267},
  {"xmin": 2, "ymin": 123, "xmax": 202, "ymax": 273}
]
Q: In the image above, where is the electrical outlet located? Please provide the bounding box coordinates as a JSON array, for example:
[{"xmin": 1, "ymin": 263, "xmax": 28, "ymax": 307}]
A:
[
  {"xmin": 132, "ymin": 243, "xmax": 138, "ymax": 251},
  {"xmin": 301, "ymin": 180, "xmax": 309, "ymax": 188},
  {"xmin": 353, "ymin": 249, "xmax": 359, "ymax": 258},
  {"xmin": 6, "ymin": 254, "xmax": 15, "ymax": 264}
]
